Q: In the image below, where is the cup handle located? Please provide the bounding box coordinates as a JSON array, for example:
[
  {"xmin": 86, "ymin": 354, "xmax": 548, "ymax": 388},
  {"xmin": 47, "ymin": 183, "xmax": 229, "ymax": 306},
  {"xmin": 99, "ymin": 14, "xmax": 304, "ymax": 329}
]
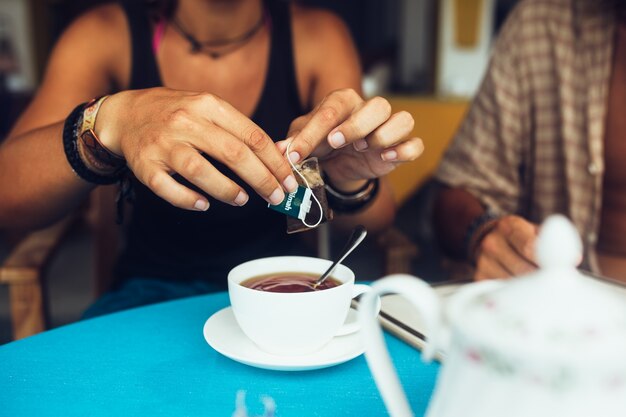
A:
[
  {"xmin": 358, "ymin": 274, "xmax": 441, "ymax": 417},
  {"xmin": 335, "ymin": 284, "xmax": 375, "ymax": 336}
]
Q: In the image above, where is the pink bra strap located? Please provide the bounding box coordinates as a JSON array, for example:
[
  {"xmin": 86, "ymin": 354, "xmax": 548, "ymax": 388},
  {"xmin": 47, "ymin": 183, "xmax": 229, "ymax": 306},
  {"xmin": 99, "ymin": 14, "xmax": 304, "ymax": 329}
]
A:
[{"xmin": 152, "ymin": 19, "xmax": 166, "ymax": 55}]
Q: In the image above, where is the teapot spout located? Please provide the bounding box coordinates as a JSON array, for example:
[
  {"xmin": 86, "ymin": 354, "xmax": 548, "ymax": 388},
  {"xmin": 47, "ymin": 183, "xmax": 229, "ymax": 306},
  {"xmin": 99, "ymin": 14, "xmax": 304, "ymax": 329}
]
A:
[{"xmin": 359, "ymin": 275, "xmax": 442, "ymax": 417}]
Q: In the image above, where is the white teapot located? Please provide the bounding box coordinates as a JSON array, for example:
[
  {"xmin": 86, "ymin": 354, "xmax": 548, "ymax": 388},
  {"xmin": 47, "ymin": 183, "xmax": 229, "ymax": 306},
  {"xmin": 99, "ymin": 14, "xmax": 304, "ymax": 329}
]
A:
[{"xmin": 359, "ymin": 215, "xmax": 626, "ymax": 417}]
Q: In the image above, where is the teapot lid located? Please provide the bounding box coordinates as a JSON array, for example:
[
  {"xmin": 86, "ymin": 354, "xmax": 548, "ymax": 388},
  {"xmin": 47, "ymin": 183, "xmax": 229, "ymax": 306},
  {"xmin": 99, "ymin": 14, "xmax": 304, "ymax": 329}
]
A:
[{"xmin": 456, "ymin": 215, "xmax": 626, "ymax": 360}]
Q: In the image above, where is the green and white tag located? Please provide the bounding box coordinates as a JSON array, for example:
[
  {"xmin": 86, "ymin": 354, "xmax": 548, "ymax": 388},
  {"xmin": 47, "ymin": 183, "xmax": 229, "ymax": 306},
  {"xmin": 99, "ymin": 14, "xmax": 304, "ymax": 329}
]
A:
[{"xmin": 268, "ymin": 185, "xmax": 313, "ymax": 221}]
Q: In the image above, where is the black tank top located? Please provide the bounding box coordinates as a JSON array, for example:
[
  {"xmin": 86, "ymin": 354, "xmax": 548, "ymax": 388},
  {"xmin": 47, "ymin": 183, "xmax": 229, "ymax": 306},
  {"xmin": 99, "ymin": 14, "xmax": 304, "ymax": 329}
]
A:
[{"xmin": 115, "ymin": 0, "xmax": 309, "ymax": 287}]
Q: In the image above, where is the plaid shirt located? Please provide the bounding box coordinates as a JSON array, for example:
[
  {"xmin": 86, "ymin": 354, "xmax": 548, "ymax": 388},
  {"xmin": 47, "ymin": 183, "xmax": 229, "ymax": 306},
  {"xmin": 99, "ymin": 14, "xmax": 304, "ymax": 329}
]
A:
[{"xmin": 435, "ymin": 0, "xmax": 615, "ymax": 271}]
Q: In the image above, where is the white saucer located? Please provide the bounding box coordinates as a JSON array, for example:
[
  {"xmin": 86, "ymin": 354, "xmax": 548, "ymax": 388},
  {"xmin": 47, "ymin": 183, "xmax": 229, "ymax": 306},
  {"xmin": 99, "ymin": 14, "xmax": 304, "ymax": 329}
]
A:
[{"xmin": 203, "ymin": 307, "xmax": 364, "ymax": 371}]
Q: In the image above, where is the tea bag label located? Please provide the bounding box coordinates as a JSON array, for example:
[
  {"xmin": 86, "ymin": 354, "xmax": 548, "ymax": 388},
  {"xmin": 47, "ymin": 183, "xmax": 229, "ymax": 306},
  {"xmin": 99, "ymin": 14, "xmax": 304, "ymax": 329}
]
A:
[
  {"xmin": 268, "ymin": 186, "xmax": 313, "ymax": 221},
  {"xmin": 267, "ymin": 152, "xmax": 332, "ymax": 233}
]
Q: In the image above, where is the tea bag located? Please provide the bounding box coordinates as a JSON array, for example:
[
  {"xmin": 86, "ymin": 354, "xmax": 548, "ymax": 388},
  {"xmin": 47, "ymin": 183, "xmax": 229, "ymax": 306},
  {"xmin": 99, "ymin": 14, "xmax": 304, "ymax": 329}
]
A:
[{"xmin": 268, "ymin": 156, "xmax": 333, "ymax": 234}]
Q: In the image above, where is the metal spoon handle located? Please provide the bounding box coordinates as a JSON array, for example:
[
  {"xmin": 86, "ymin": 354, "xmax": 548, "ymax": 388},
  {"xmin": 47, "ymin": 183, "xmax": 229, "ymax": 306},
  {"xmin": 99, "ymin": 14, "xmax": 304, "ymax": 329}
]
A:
[{"xmin": 315, "ymin": 225, "xmax": 367, "ymax": 287}]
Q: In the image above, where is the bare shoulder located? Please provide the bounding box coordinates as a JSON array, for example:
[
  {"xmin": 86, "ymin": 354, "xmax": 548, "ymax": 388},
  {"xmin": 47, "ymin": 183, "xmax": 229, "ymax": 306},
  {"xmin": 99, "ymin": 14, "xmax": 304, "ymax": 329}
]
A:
[
  {"xmin": 72, "ymin": 3, "xmax": 125, "ymax": 29},
  {"xmin": 289, "ymin": 4, "xmax": 361, "ymax": 101},
  {"xmin": 52, "ymin": 3, "xmax": 128, "ymax": 70},
  {"xmin": 40, "ymin": 2, "xmax": 130, "ymax": 98},
  {"xmin": 290, "ymin": 4, "xmax": 353, "ymax": 49},
  {"xmin": 11, "ymin": 3, "xmax": 130, "ymax": 135}
]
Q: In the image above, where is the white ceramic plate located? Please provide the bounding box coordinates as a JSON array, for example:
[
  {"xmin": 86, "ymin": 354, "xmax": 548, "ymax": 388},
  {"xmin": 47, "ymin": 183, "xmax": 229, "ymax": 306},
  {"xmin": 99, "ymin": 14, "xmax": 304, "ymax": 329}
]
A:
[{"xmin": 203, "ymin": 307, "xmax": 364, "ymax": 371}]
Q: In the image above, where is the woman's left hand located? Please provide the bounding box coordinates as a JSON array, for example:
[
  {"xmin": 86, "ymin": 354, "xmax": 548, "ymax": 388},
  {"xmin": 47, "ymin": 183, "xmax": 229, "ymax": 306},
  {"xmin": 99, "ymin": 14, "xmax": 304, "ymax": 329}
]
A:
[{"xmin": 279, "ymin": 89, "xmax": 423, "ymax": 188}]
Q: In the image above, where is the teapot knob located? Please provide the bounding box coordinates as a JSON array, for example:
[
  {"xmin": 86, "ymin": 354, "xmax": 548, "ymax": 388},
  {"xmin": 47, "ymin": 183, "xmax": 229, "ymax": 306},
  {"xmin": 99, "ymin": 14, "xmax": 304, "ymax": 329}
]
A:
[{"xmin": 536, "ymin": 215, "xmax": 582, "ymax": 270}]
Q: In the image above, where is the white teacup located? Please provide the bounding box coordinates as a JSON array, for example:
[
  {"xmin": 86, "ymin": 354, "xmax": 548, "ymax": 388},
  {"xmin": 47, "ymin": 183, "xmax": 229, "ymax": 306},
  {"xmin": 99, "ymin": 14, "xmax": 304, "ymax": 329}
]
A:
[{"xmin": 228, "ymin": 256, "xmax": 369, "ymax": 356}]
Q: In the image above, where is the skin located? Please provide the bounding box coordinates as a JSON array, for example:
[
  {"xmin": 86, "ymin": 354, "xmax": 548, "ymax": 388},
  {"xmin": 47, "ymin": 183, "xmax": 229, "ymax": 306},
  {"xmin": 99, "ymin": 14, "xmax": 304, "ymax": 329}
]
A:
[
  {"xmin": 597, "ymin": 23, "xmax": 626, "ymax": 281},
  {"xmin": 0, "ymin": 0, "xmax": 423, "ymax": 233},
  {"xmin": 473, "ymin": 215, "xmax": 538, "ymax": 280},
  {"xmin": 434, "ymin": 187, "xmax": 538, "ymax": 280}
]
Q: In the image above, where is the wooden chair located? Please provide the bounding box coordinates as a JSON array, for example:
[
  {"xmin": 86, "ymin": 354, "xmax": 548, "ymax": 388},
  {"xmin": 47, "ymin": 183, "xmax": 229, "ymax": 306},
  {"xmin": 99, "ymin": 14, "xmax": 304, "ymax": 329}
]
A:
[
  {"xmin": 378, "ymin": 227, "xmax": 419, "ymax": 275},
  {"xmin": 0, "ymin": 216, "xmax": 75, "ymax": 339},
  {"xmin": 0, "ymin": 185, "xmax": 119, "ymax": 341}
]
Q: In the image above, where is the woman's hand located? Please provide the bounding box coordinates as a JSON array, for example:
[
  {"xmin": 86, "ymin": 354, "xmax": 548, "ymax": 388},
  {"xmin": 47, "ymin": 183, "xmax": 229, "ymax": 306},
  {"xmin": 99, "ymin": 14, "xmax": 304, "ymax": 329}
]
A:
[
  {"xmin": 97, "ymin": 88, "xmax": 298, "ymax": 210},
  {"xmin": 280, "ymin": 89, "xmax": 423, "ymax": 190}
]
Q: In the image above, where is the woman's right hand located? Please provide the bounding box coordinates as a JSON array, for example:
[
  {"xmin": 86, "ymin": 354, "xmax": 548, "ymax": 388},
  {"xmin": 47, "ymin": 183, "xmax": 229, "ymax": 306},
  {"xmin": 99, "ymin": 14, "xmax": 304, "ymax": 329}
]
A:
[{"xmin": 96, "ymin": 88, "xmax": 299, "ymax": 211}]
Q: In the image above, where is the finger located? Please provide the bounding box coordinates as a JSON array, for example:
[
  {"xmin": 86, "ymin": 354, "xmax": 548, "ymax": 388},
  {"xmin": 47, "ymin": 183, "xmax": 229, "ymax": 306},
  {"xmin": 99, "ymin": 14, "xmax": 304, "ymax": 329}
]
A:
[
  {"xmin": 499, "ymin": 245, "xmax": 537, "ymax": 276},
  {"xmin": 286, "ymin": 115, "xmax": 309, "ymax": 138},
  {"xmin": 169, "ymin": 145, "xmax": 249, "ymax": 206},
  {"xmin": 275, "ymin": 137, "xmax": 300, "ymax": 164},
  {"xmin": 480, "ymin": 231, "xmax": 536, "ymax": 276},
  {"xmin": 365, "ymin": 110, "xmax": 415, "ymax": 150},
  {"xmin": 200, "ymin": 127, "xmax": 288, "ymax": 205},
  {"xmin": 139, "ymin": 165, "xmax": 210, "ymax": 211},
  {"xmin": 195, "ymin": 95, "xmax": 298, "ymax": 193},
  {"xmin": 501, "ymin": 217, "xmax": 539, "ymax": 263},
  {"xmin": 380, "ymin": 137, "xmax": 424, "ymax": 162},
  {"xmin": 328, "ymin": 96, "xmax": 392, "ymax": 151},
  {"xmin": 290, "ymin": 89, "xmax": 362, "ymax": 161},
  {"xmin": 474, "ymin": 254, "xmax": 511, "ymax": 280},
  {"xmin": 275, "ymin": 139, "xmax": 291, "ymax": 156},
  {"xmin": 237, "ymin": 126, "xmax": 298, "ymax": 193}
]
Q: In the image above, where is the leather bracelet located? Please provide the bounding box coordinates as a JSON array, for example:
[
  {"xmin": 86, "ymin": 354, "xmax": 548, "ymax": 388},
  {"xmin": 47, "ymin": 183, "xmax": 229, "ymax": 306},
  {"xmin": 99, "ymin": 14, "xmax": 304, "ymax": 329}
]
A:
[
  {"xmin": 63, "ymin": 102, "xmax": 126, "ymax": 185},
  {"xmin": 322, "ymin": 173, "xmax": 379, "ymax": 214},
  {"xmin": 464, "ymin": 210, "xmax": 500, "ymax": 264}
]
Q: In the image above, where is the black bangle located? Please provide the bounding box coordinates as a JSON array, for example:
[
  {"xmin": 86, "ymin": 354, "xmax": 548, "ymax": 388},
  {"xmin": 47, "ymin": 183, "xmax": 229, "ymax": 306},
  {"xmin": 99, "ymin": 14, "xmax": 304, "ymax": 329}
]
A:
[
  {"xmin": 63, "ymin": 103, "xmax": 125, "ymax": 185},
  {"xmin": 464, "ymin": 210, "xmax": 500, "ymax": 263},
  {"xmin": 322, "ymin": 173, "xmax": 380, "ymax": 214}
]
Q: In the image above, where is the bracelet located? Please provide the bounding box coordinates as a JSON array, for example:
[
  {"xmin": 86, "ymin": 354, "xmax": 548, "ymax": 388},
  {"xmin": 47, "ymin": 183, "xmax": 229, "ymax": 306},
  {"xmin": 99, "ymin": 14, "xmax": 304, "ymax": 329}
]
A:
[
  {"xmin": 63, "ymin": 102, "xmax": 126, "ymax": 185},
  {"xmin": 77, "ymin": 96, "xmax": 125, "ymax": 176},
  {"xmin": 322, "ymin": 173, "xmax": 380, "ymax": 214},
  {"xmin": 464, "ymin": 210, "xmax": 500, "ymax": 263}
]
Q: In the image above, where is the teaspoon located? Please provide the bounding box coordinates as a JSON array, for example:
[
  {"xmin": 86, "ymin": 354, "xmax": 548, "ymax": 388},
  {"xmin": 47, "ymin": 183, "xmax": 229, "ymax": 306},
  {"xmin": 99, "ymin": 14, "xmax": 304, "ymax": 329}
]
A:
[{"xmin": 313, "ymin": 225, "xmax": 367, "ymax": 288}]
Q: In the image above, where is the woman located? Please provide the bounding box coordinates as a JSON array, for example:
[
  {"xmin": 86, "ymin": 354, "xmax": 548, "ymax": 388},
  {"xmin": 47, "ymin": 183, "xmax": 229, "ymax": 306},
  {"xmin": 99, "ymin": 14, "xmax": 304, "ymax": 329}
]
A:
[{"xmin": 0, "ymin": 0, "xmax": 422, "ymax": 314}]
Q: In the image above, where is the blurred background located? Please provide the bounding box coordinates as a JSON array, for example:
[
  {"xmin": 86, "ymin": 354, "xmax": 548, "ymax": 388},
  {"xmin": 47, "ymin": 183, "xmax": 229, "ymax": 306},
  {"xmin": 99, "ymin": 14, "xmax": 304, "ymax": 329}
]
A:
[{"xmin": 0, "ymin": 0, "xmax": 520, "ymax": 344}]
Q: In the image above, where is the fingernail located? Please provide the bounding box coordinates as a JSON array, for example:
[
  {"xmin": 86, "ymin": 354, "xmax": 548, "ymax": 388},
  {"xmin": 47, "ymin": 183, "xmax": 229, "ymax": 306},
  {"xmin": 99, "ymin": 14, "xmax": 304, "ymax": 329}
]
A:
[
  {"xmin": 268, "ymin": 188, "xmax": 285, "ymax": 206},
  {"xmin": 329, "ymin": 131, "xmax": 346, "ymax": 148},
  {"xmin": 194, "ymin": 199, "xmax": 209, "ymax": 211},
  {"xmin": 283, "ymin": 175, "xmax": 298, "ymax": 192},
  {"xmin": 278, "ymin": 137, "xmax": 293, "ymax": 154},
  {"xmin": 381, "ymin": 150, "xmax": 398, "ymax": 161},
  {"xmin": 288, "ymin": 151, "xmax": 301, "ymax": 164},
  {"xmin": 234, "ymin": 191, "xmax": 248, "ymax": 206},
  {"xmin": 353, "ymin": 139, "xmax": 368, "ymax": 151}
]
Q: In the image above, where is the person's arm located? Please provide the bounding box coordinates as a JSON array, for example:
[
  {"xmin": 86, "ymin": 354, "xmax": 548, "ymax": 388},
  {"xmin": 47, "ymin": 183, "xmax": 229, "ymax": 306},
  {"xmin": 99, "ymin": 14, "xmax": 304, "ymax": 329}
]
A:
[
  {"xmin": 286, "ymin": 8, "xmax": 422, "ymax": 233},
  {"xmin": 434, "ymin": 186, "xmax": 538, "ymax": 279},
  {"xmin": 433, "ymin": 186, "xmax": 484, "ymax": 258},
  {"xmin": 432, "ymin": 4, "xmax": 539, "ymax": 279},
  {"xmin": 0, "ymin": 6, "xmax": 121, "ymax": 229},
  {"xmin": 0, "ymin": 5, "xmax": 298, "ymax": 230}
]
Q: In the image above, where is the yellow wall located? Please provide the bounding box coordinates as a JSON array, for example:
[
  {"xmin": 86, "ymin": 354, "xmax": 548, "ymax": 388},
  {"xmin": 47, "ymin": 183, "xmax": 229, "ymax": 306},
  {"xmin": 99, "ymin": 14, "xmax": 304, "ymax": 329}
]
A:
[{"xmin": 384, "ymin": 97, "xmax": 469, "ymax": 205}]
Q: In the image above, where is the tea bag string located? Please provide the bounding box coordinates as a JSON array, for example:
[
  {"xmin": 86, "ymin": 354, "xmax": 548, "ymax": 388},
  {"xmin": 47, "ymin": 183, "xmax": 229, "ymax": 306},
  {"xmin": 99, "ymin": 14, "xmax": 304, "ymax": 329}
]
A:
[{"xmin": 286, "ymin": 141, "xmax": 323, "ymax": 228}]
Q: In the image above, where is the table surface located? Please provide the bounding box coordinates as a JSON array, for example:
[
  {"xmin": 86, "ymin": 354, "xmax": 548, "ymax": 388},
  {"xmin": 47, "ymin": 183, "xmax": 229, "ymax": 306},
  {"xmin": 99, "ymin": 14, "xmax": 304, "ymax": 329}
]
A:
[{"xmin": 0, "ymin": 291, "xmax": 439, "ymax": 417}]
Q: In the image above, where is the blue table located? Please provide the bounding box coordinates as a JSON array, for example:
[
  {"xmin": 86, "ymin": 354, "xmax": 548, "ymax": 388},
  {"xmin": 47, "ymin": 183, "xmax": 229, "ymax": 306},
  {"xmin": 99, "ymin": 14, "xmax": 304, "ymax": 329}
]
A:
[{"xmin": 0, "ymin": 292, "xmax": 439, "ymax": 416}]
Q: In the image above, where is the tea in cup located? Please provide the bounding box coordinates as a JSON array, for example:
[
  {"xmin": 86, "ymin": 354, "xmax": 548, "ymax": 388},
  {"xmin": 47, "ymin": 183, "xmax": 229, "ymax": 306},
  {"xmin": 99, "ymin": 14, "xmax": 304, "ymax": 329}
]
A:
[
  {"xmin": 240, "ymin": 272, "xmax": 342, "ymax": 293},
  {"xmin": 228, "ymin": 256, "xmax": 369, "ymax": 355}
]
